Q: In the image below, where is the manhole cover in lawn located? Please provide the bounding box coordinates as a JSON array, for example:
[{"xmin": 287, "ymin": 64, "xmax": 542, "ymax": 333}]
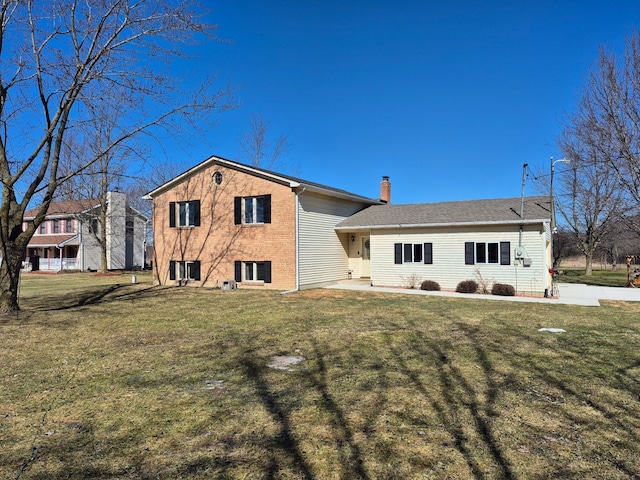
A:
[{"xmin": 267, "ymin": 355, "xmax": 306, "ymax": 371}]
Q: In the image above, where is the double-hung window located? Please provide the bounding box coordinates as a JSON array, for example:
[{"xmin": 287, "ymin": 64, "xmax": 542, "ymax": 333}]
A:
[
  {"xmin": 234, "ymin": 195, "xmax": 271, "ymax": 225},
  {"xmin": 65, "ymin": 219, "xmax": 73, "ymax": 233},
  {"xmin": 234, "ymin": 260, "xmax": 272, "ymax": 284},
  {"xmin": 465, "ymin": 241, "xmax": 510, "ymax": 265},
  {"xmin": 169, "ymin": 200, "xmax": 201, "ymax": 228},
  {"xmin": 39, "ymin": 223, "xmax": 46, "ymax": 234},
  {"xmin": 169, "ymin": 260, "xmax": 201, "ymax": 281},
  {"xmin": 53, "ymin": 219, "xmax": 59, "ymax": 233},
  {"xmin": 394, "ymin": 243, "xmax": 433, "ymax": 264}
]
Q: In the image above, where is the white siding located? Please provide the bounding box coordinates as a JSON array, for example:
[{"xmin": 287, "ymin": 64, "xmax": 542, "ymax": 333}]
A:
[
  {"xmin": 298, "ymin": 192, "xmax": 370, "ymax": 288},
  {"xmin": 79, "ymin": 221, "xmax": 102, "ymax": 271},
  {"xmin": 371, "ymin": 224, "xmax": 550, "ymax": 296}
]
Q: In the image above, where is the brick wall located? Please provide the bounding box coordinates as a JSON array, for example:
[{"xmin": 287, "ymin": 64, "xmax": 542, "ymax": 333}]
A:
[{"xmin": 152, "ymin": 163, "xmax": 297, "ymax": 290}]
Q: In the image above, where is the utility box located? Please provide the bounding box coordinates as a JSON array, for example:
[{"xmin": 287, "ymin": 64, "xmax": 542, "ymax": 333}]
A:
[
  {"xmin": 523, "ymin": 258, "xmax": 532, "ymax": 267},
  {"xmin": 222, "ymin": 280, "xmax": 237, "ymax": 291}
]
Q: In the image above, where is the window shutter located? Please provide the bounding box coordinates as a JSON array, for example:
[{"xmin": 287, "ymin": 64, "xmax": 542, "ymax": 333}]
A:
[
  {"xmin": 193, "ymin": 200, "xmax": 201, "ymax": 226},
  {"xmin": 264, "ymin": 261, "xmax": 272, "ymax": 283},
  {"xmin": 394, "ymin": 243, "xmax": 402, "ymax": 264},
  {"xmin": 169, "ymin": 202, "xmax": 176, "ymax": 227},
  {"xmin": 234, "ymin": 197, "xmax": 242, "ymax": 225},
  {"xmin": 500, "ymin": 242, "xmax": 510, "ymax": 265},
  {"xmin": 263, "ymin": 195, "xmax": 271, "ymax": 224},
  {"xmin": 234, "ymin": 261, "xmax": 242, "ymax": 282},
  {"xmin": 193, "ymin": 261, "xmax": 201, "ymax": 281},
  {"xmin": 465, "ymin": 242, "xmax": 475, "ymax": 265},
  {"xmin": 169, "ymin": 260, "xmax": 176, "ymax": 280},
  {"xmin": 424, "ymin": 243, "xmax": 433, "ymax": 264}
]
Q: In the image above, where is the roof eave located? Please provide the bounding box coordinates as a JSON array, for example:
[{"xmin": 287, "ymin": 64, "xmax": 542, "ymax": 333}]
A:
[
  {"xmin": 335, "ymin": 218, "xmax": 550, "ymax": 231},
  {"xmin": 145, "ymin": 155, "xmax": 301, "ymax": 198},
  {"xmin": 297, "ymin": 183, "xmax": 383, "ymax": 204}
]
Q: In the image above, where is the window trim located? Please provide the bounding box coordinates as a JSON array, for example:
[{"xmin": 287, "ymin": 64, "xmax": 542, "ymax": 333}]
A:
[
  {"xmin": 465, "ymin": 241, "xmax": 510, "ymax": 266},
  {"xmin": 394, "ymin": 243, "xmax": 433, "ymax": 264},
  {"xmin": 234, "ymin": 260, "xmax": 272, "ymax": 283},
  {"xmin": 169, "ymin": 200, "xmax": 201, "ymax": 228},
  {"xmin": 169, "ymin": 260, "xmax": 201, "ymax": 281},
  {"xmin": 234, "ymin": 195, "xmax": 271, "ymax": 225}
]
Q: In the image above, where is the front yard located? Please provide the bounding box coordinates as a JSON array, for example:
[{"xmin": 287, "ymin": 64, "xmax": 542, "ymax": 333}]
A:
[{"xmin": 1, "ymin": 272, "xmax": 639, "ymax": 479}]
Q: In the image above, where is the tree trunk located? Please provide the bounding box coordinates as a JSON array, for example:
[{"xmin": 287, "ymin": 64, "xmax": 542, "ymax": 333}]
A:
[
  {"xmin": 585, "ymin": 252, "xmax": 594, "ymax": 276},
  {"xmin": 0, "ymin": 247, "xmax": 24, "ymax": 313}
]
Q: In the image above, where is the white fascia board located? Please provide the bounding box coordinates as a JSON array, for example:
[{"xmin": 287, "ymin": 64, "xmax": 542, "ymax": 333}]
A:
[
  {"xmin": 297, "ymin": 183, "xmax": 383, "ymax": 204},
  {"xmin": 335, "ymin": 218, "xmax": 549, "ymax": 231},
  {"xmin": 144, "ymin": 155, "xmax": 301, "ymax": 198}
]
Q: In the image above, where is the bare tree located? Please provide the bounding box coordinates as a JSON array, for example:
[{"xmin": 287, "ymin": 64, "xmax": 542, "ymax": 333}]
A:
[
  {"xmin": 555, "ymin": 131, "xmax": 626, "ymax": 275},
  {"xmin": 238, "ymin": 114, "xmax": 290, "ymax": 169},
  {"xmin": 0, "ymin": 0, "xmax": 234, "ymax": 313},
  {"xmin": 570, "ymin": 33, "xmax": 640, "ymax": 228}
]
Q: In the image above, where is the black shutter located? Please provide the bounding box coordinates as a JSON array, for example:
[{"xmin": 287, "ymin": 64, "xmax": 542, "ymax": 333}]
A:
[
  {"xmin": 424, "ymin": 243, "xmax": 433, "ymax": 264},
  {"xmin": 234, "ymin": 197, "xmax": 242, "ymax": 225},
  {"xmin": 394, "ymin": 243, "xmax": 402, "ymax": 264},
  {"xmin": 169, "ymin": 260, "xmax": 176, "ymax": 280},
  {"xmin": 193, "ymin": 200, "xmax": 201, "ymax": 226},
  {"xmin": 234, "ymin": 261, "xmax": 242, "ymax": 282},
  {"xmin": 465, "ymin": 242, "xmax": 475, "ymax": 265},
  {"xmin": 169, "ymin": 202, "xmax": 176, "ymax": 227},
  {"xmin": 500, "ymin": 241, "xmax": 510, "ymax": 265},
  {"xmin": 264, "ymin": 261, "xmax": 272, "ymax": 283},
  {"xmin": 193, "ymin": 261, "xmax": 201, "ymax": 280},
  {"xmin": 263, "ymin": 195, "xmax": 271, "ymax": 224}
]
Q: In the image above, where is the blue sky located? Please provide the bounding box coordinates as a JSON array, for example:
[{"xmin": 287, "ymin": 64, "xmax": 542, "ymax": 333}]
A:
[{"xmin": 163, "ymin": 1, "xmax": 640, "ymax": 205}]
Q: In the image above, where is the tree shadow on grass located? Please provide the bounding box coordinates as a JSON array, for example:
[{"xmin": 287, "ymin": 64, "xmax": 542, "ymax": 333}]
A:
[
  {"xmin": 239, "ymin": 355, "xmax": 315, "ymax": 479},
  {"xmin": 384, "ymin": 321, "xmax": 516, "ymax": 480}
]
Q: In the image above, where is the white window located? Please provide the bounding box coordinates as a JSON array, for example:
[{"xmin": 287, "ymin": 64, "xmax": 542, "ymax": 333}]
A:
[
  {"xmin": 179, "ymin": 202, "xmax": 198, "ymax": 227},
  {"xmin": 244, "ymin": 197, "xmax": 267, "ymax": 224},
  {"xmin": 475, "ymin": 242, "xmax": 499, "ymax": 264},
  {"xmin": 179, "ymin": 261, "xmax": 196, "ymax": 280},
  {"xmin": 245, "ymin": 261, "xmax": 265, "ymax": 281},
  {"xmin": 170, "ymin": 260, "xmax": 201, "ymax": 281}
]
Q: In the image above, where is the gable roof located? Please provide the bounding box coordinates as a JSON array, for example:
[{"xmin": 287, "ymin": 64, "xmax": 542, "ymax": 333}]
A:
[
  {"xmin": 335, "ymin": 196, "xmax": 551, "ymax": 230},
  {"xmin": 144, "ymin": 155, "xmax": 383, "ymax": 205},
  {"xmin": 24, "ymin": 199, "xmax": 99, "ymax": 219}
]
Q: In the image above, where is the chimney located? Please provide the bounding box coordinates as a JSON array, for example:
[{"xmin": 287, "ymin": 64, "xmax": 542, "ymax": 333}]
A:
[{"xmin": 380, "ymin": 176, "xmax": 391, "ymax": 204}]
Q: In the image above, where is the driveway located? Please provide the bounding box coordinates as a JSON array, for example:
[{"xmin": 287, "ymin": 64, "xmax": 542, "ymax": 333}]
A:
[{"xmin": 326, "ymin": 281, "xmax": 640, "ymax": 307}]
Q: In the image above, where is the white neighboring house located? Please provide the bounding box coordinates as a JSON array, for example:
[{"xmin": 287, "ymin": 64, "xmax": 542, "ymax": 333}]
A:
[{"xmin": 22, "ymin": 191, "xmax": 148, "ymax": 272}]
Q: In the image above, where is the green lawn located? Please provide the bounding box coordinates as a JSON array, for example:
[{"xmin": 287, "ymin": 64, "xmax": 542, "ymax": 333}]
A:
[
  {"xmin": 557, "ymin": 267, "xmax": 633, "ymax": 287},
  {"xmin": 2, "ymin": 272, "xmax": 640, "ymax": 479}
]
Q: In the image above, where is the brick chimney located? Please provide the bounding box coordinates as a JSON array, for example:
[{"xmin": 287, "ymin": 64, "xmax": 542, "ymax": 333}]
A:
[{"xmin": 380, "ymin": 176, "xmax": 391, "ymax": 204}]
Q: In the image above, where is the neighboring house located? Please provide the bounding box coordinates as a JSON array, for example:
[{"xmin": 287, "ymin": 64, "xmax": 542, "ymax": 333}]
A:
[
  {"xmin": 23, "ymin": 191, "xmax": 148, "ymax": 271},
  {"xmin": 147, "ymin": 155, "xmax": 554, "ymax": 296}
]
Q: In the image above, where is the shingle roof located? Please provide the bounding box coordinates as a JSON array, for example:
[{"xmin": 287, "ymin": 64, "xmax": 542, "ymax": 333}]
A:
[
  {"xmin": 335, "ymin": 196, "xmax": 551, "ymax": 230},
  {"xmin": 24, "ymin": 199, "xmax": 99, "ymax": 219},
  {"xmin": 145, "ymin": 155, "xmax": 382, "ymax": 205}
]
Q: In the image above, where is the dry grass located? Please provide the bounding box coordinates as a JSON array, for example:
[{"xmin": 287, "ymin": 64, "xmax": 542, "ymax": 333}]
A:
[{"xmin": 1, "ymin": 272, "xmax": 640, "ymax": 479}]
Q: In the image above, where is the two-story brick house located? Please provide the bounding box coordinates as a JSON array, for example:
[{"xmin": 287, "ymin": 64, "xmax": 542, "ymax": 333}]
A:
[
  {"xmin": 148, "ymin": 156, "xmax": 554, "ymax": 296},
  {"xmin": 146, "ymin": 156, "xmax": 382, "ymax": 290}
]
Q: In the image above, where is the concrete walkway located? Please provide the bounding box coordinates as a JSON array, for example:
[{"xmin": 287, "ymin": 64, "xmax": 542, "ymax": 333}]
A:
[{"xmin": 326, "ymin": 281, "xmax": 640, "ymax": 307}]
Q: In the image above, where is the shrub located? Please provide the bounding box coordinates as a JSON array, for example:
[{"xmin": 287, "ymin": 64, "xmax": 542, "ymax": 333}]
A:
[
  {"xmin": 400, "ymin": 273, "xmax": 422, "ymax": 289},
  {"xmin": 492, "ymin": 283, "xmax": 516, "ymax": 296},
  {"xmin": 456, "ymin": 280, "xmax": 478, "ymax": 294},
  {"xmin": 420, "ymin": 280, "xmax": 441, "ymax": 291}
]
